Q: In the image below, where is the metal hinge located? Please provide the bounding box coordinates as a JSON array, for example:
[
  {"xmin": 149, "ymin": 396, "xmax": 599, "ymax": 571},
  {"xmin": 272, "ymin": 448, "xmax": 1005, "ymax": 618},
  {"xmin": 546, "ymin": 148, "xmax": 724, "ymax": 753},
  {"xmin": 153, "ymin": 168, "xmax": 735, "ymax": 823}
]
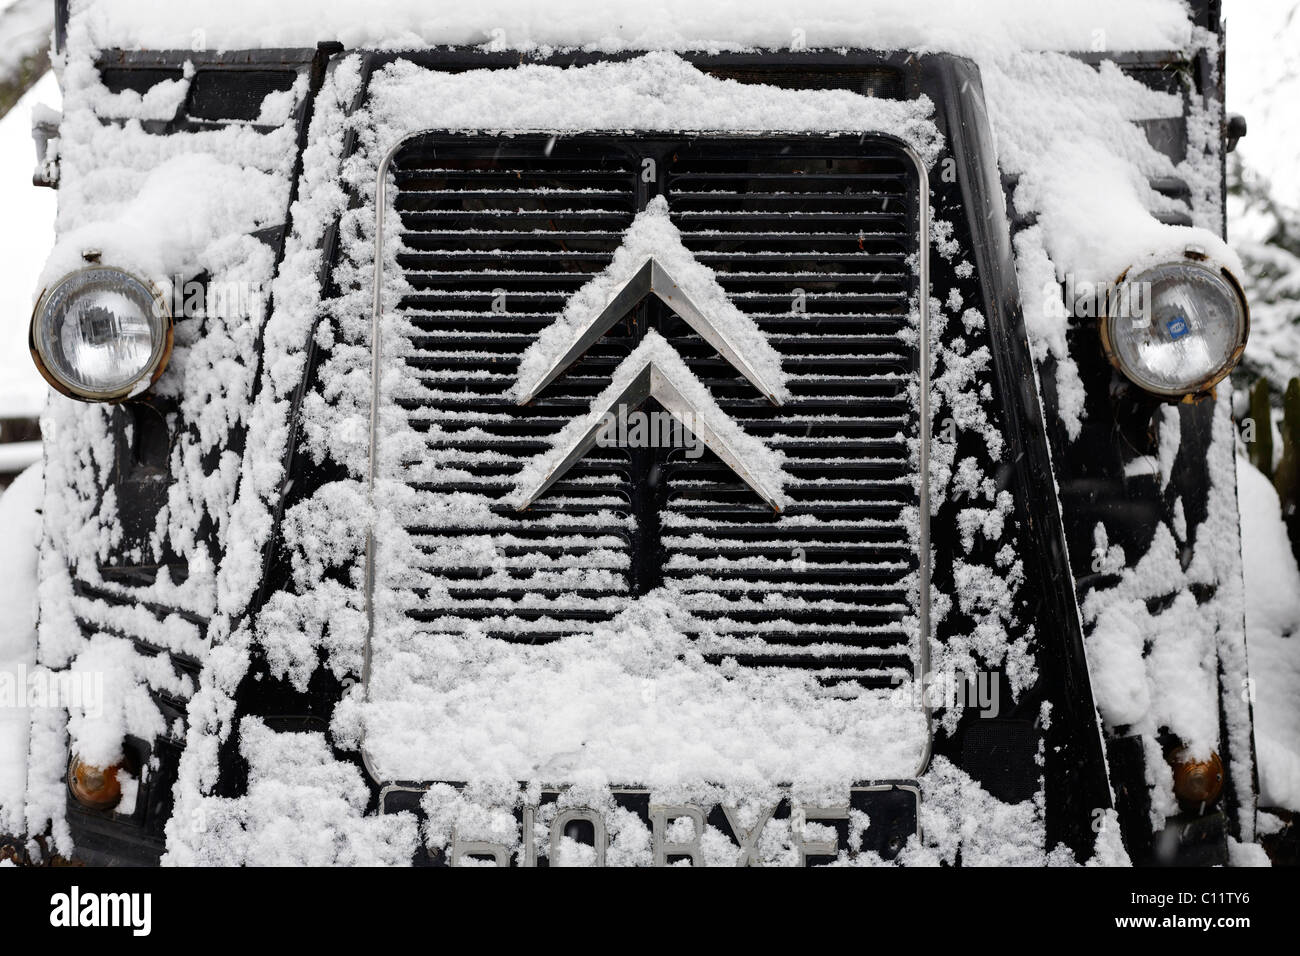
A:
[{"xmin": 32, "ymin": 106, "xmax": 61, "ymax": 188}]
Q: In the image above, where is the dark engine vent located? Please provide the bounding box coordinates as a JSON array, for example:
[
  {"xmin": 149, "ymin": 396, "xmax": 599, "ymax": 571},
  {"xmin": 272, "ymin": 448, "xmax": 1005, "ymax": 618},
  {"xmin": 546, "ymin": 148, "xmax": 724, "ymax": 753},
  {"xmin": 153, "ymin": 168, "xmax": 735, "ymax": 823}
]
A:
[
  {"xmin": 99, "ymin": 67, "xmax": 184, "ymax": 95},
  {"xmin": 188, "ymin": 69, "xmax": 298, "ymax": 121},
  {"xmin": 382, "ymin": 134, "xmax": 924, "ymax": 693}
]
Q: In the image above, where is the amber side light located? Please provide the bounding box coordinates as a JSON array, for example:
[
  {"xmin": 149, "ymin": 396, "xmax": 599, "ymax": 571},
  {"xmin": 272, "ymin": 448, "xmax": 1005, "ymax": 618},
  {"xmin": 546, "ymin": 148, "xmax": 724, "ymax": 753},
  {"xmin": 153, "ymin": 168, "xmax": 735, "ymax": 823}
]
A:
[
  {"xmin": 1169, "ymin": 749, "xmax": 1224, "ymax": 807},
  {"xmin": 67, "ymin": 756, "xmax": 122, "ymax": 810}
]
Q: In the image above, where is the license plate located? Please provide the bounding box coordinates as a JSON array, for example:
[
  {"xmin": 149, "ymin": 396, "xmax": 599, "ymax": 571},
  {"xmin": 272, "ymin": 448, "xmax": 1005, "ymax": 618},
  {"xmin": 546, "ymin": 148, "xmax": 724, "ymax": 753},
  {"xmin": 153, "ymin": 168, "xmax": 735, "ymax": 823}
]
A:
[{"xmin": 382, "ymin": 785, "xmax": 919, "ymax": 866}]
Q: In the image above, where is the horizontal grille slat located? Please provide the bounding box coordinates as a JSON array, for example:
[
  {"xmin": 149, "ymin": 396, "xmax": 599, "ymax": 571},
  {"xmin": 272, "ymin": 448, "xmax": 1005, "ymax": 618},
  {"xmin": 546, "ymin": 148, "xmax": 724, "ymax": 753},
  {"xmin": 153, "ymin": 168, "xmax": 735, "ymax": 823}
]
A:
[
  {"xmin": 376, "ymin": 134, "xmax": 923, "ymax": 695},
  {"xmin": 656, "ymin": 144, "xmax": 921, "ymax": 690}
]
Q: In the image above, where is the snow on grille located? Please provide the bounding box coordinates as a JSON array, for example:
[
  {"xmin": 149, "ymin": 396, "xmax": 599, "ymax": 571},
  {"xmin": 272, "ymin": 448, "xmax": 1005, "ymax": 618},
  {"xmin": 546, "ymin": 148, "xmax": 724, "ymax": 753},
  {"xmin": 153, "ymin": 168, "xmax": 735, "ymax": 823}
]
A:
[
  {"xmin": 380, "ymin": 133, "xmax": 923, "ymax": 695},
  {"xmin": 661, "ymin": 141, "xmax": 922, "ymax": 691},
  {"xmin": 386, "ymin": 137, "xmax": 639, "ymax": 641}
]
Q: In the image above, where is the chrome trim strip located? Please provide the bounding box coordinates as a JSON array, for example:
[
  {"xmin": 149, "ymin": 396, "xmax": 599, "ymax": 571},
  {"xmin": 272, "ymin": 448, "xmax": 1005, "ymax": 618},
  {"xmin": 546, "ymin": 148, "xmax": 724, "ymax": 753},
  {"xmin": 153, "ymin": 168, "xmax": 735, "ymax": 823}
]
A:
[
  {"xmin": 907, "ymin": 141, "xmax": 934, "ymax": 779},
  {"xmin": 359, "ymin": 137, "xmax": 400, "ymax": 785}
]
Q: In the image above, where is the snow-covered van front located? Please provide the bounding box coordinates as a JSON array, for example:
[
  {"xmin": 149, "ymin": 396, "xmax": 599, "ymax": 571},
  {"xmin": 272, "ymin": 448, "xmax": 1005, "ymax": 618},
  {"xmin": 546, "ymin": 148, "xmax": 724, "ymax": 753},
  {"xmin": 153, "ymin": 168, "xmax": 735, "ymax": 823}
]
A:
[{"xmin": 3, "ymin": 0, "xmax": 1258, "ymax": 866}]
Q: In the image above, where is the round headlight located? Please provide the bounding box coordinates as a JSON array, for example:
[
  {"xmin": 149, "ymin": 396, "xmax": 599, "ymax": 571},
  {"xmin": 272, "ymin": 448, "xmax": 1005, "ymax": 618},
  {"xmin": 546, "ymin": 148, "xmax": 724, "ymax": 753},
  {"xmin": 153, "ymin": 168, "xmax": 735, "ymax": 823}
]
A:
[
  {"xmin": 29, "ymin": 266, "xmax": 172, "ymax": 402},
  {"xmin": 1100, "ymin": 256, "xmax": 1248, "ymax": 398}
]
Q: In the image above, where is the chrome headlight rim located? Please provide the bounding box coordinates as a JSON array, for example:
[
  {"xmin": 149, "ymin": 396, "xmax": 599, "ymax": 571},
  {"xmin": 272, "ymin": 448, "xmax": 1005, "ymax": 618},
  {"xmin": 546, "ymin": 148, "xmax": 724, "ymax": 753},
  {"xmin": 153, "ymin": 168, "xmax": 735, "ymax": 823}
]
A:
[
  {"xmin": 29, "ymin": 265, "xmax": 174, "ymax": 403},
  {"xmin": 1099, "ymin": 251, "xmax": 1250, "ymax": 400}
]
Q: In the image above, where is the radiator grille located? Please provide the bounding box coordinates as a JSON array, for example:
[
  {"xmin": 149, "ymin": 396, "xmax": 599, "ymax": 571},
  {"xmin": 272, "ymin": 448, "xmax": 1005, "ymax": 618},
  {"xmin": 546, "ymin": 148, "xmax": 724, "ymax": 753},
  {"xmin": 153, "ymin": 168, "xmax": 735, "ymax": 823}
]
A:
[
  {"xmin": 381, "ymin": 134, "xmax": 923, "ymax": 692},
  {"xmin": 662, "ymin": 142, "xmax": 920, "ymax": 690}
]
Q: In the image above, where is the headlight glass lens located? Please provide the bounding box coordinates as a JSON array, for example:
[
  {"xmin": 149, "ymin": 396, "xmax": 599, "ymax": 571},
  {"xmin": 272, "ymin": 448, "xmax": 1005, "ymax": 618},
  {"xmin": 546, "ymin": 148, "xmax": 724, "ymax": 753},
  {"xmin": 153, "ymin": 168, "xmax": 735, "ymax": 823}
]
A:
[
  {"xmin": 32, "ymin": 267, "xmax": 170, "ymax": 401},
  {"xmin": 1106, "ymin": 261, "xmax": 1247, "ymax": 396}
]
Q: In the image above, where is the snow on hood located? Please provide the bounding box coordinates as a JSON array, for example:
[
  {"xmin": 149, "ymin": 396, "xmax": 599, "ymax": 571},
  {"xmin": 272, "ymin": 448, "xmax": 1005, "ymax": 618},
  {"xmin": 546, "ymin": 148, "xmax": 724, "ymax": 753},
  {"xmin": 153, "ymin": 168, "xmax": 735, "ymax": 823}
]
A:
[
  {"xmin": 986, "ymin": 54, "xmax": 1241, "ymax": 285},
  {"xmin": 366, "ymin": 52, "xmax": 943, "ymax": 163},
  {"xmin": 985, "ymin": 50, "xmax": 1239, "ymax": 439},
  {"xmin": 68, "ymin": 0, "xmax": 1196, "ymax": 58},
  {"xmin": 39, "ymin": 152, "xmax": 281, "ymax": 295}
]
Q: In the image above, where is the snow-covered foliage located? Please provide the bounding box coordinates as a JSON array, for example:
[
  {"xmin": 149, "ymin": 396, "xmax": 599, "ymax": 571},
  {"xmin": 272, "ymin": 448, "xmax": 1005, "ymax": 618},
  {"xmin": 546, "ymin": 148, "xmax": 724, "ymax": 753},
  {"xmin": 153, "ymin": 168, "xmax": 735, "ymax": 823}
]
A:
[
  {"xmin": 1237, "ymin": 459, "xmax": 1300, "ymax": 811},
  {"xmin": 1230, "ymin": 157, "xmax": 1300, "ymax": 387},
  {"xmin": 1223, "ymin": 0, "xmax": 1300, "ymax": 818},
  {"xmin": 0, "ymin": 463, "xmax": 42, "ymax": 836},
  {"xmin": 0, "ymin": 0, "xmax": 51, "ymax": 98},
  {"xmin": 1223, "ymin": 2, "xmax": 1300, "ymax": 394}
]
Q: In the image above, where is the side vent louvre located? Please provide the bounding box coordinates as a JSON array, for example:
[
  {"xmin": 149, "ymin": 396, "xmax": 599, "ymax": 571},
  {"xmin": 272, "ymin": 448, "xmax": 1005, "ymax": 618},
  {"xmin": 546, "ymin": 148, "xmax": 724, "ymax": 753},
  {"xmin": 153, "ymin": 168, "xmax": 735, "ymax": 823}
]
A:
[{"xmin": 187, "ymin": 69, "xmax": 298, "ymax": 121}]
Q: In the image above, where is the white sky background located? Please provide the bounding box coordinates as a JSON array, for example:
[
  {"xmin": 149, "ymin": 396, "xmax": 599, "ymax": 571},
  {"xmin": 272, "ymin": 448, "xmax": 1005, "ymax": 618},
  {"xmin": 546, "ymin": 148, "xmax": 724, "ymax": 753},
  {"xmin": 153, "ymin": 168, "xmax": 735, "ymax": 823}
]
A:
[
  {"xmin": 0, "ymin": 70, "xmax": 57, "ymax": 419},
  {"xmin": 1224, "ymin": 0, "xmax": 1300, "ymax": 208}
]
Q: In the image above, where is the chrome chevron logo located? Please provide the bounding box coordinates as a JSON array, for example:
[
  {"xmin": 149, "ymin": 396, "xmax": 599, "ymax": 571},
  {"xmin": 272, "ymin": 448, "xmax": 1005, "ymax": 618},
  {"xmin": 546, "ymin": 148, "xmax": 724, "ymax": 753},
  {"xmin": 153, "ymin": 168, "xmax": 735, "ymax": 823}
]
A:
[
  {"xmin": 516, "ymin": 256, "xmax": 784, "ymax": 404},
  {"xmin": 510, "ymin": 198, "xmax": 790, "ymax": 511},
  {"xmin": 512, "ymin": 330, "xmax": 788, "ymax": 510}
]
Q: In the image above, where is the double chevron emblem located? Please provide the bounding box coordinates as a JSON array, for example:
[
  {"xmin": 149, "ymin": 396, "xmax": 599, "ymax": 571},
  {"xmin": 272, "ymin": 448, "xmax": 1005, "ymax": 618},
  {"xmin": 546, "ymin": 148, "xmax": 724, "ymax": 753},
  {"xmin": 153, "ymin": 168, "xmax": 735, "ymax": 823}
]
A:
[{"xmin": 510, "ymin": 198, "xmax": 791, "ymax": 511}]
